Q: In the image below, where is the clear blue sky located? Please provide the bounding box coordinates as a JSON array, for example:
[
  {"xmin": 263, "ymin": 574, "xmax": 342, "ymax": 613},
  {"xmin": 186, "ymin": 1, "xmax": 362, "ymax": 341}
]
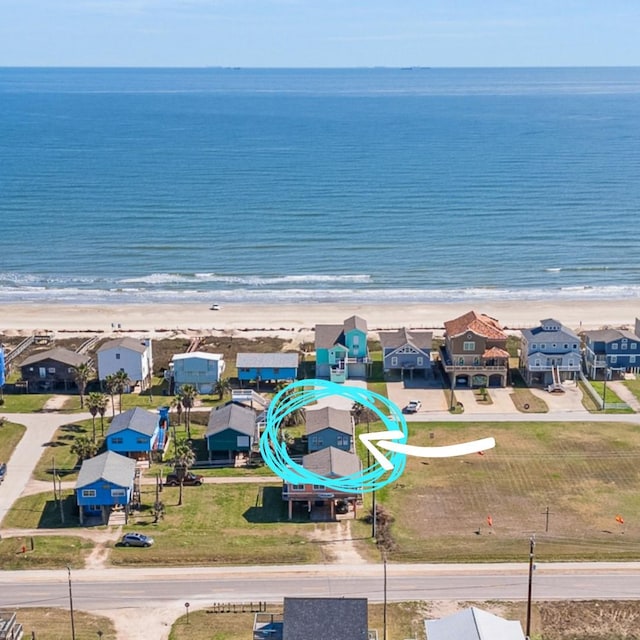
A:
[{"xmin": 1, "ymin": 0, "xmax": 639, "ymax": 68}]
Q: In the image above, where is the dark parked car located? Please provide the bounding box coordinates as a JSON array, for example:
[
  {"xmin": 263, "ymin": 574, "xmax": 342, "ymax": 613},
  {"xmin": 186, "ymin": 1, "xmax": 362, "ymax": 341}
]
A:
[
  {"xmin": 0, "ymin": 462, "xmax": 6, "ymax": 483},
  {"xmin": 121, "ymin": 532, "xmax": 154, "ymax": 547},
  {"xmin": 165, "ymin": 471, "xmax": 204, "ymax": 487}
]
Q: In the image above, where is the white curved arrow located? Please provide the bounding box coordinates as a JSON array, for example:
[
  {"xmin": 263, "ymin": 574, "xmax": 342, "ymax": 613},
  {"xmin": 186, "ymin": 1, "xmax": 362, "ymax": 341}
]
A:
[{"xmin": 360, "ymin": 430, "xmax": 495, "ymax": 471}]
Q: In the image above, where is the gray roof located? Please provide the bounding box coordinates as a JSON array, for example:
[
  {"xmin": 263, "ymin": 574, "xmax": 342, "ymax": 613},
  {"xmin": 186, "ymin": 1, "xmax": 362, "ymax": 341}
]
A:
[
  {"xmin": 315, "ymin": 316, "xmax": 368, "ymax": 350},
  {"xmin": 583, "ymin": 328, "xmax": 639, "ymax": 343},
  {"xmin": 283, "ymin": 597, "xmax": 368, "ymax": 640},
  {"xmin": 98, "ymin": 337, "xmax": 149, "ymax": 354},
  {"xmin": 521, "ymin": 319, "xmax": 579, "ymax": 343},
  {"xmin": 21, "ymin": 347, "xmax": 91, "ymax": 368},
  {"xmin": 425, "ymin": 607, "xmax": 525, "ymax": 640},
  {"xmin": 302, "ymin": 447, "xmax": 361, "ymax": 478},
  {"xmin": 305, "ymin": 406, "xmax": 353, "ymax": 436},
  {"xmin": 206, "ymin": 402, "xmax": 256, "ymax": 438},
  {"xmin": 75, "ymin": 450, "xmax": 136, "ymax": 490},
  {"xmin": 106, "ymin": 407, "xmax": 159, "ymax": 437},
  {"xmin": 378, "ymin": 328, "xmax": 433, "ymax": 351},
  {"xmin": 236, "ymin": 352, "xmax": 299, "ymax": 369}
]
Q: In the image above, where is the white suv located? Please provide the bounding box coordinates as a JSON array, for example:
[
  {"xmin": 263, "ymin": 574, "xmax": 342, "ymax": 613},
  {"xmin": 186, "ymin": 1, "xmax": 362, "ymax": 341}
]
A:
[{"xmin": 403, "ymin": 400, "xmax": 422, "ymax": 414}]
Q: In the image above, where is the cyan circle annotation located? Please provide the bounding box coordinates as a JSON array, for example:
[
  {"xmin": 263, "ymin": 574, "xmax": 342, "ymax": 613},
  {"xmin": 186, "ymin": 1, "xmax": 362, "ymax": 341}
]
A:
[{"xmin": 259, "ymin": 379, "xmax": 408, "ymax": 494}]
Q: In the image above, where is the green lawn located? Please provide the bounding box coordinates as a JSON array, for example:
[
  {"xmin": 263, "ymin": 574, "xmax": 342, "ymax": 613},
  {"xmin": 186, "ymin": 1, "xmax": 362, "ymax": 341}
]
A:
[
  {"xmin": 590, "ymin": 381, "xmax": 633, "ymax": 413},
  {"xmin": 2, "ymin": 491, "xmax": 80, "ymax": 529},
  {"xmin": 31, "ymin": 419, "xmax": 99, "ymax": 481},
  {"xmin": 0, "ymin": 420, "xmax": 26, "ymax": 462},
  {"xmin": 378, "ymin": 420, "xmax": 640, "ymax": 562},
  {"xmin": 0, "ymin": 393, "xmax": 55, "ymax": 412},
  {"xmin": 110, "ymin": 483, "xmax": 325, "ymax": 566},
  {"xmin": 0, "ymin": 534, "xmax": 91, "ymax": 569}
]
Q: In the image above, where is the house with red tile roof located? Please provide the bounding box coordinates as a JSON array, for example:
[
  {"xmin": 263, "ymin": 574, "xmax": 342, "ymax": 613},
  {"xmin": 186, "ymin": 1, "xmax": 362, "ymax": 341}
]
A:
[{"xmin": 441, "ymin": 310, "xmax": 509, "ymax": 388}]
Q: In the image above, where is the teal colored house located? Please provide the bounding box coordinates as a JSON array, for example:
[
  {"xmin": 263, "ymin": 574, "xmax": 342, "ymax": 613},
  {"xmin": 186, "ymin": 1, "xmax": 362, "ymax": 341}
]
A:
[
  {"xmin": 75, "ymin": 451, "xmax": 137, "ymax": 525},
  {"xmin": 315, "ymin": 315, "xmax": 370, "ymax": 383},
  {"xmin": 105, "ymin": 407, "xmax": 164, "ymax": 462},
  {"xmin": 206, "ymin": 402, "xmax": 258, "ymax": 463},
  {"xmin": 236, "ymin": 353, "xmax": 298, "ymax": 386},
  {"xmin": 305, "ymin": 406, "xmax": 354, "ymax": 453}
]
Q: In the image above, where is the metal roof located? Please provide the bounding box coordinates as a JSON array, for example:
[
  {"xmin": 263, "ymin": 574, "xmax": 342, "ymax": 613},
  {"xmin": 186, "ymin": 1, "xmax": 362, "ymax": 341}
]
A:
[
  {"xmin": 75, "ymin": 450, "xmax": 136, "ymax": 489},
  {"xmin": 236, "ymin": 352, "xmax": 299, "ymax": 368},
  {"xmin": 425, "ymin": 607, "xmax": 526, "ymax": 640},
  {"xmin": 206, "ymin": 402, "xmax": 257, "ymax": 438},
  {"xmin": 106, "ymin": 407, "xmax": 159, "ymax": 437}
]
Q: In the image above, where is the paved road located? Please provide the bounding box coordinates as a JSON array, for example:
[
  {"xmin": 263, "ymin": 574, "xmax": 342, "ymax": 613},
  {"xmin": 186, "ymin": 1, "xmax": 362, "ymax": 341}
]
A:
[
  {"xmin": 2, "ymin": 563, "xmax": 640, "ymax": 611},
  {"xmin": 0, "ymin": 411, "xmax": 91, "ymax": 524}
]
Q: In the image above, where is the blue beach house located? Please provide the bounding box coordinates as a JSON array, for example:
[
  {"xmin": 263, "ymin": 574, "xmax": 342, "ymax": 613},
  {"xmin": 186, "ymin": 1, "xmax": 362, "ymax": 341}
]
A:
[
  {"xmin": 236, "ymin": 353, "xmax": 298, "ymax": 387},
  {"xmin": 105, "ymin": 407, "xmax": 163, "ymax": 463},
  {"xmin": 205, "ymin": 402, "xmax": 258, "ymax": 463},
  {"xmin": 315, "ymin": 315, "xmax": 370, "ymax": 383},
  {"xmin": 378, "ymin": 328, "xmax": 433, "ymax": 379},
  {"xmin": 75, "ymin": 450, "xmax": 137, "ymax": 525},
  {"xmin": 170, "ymin": 351, "xmax": 225, "ymax": 394},
  {"xmin": 582, "ymin": 320, "xmax": 640, "ymax": 379},
  {"xmin": 305, "ymin": 406, "xmax": 354, "ymax": 453}
]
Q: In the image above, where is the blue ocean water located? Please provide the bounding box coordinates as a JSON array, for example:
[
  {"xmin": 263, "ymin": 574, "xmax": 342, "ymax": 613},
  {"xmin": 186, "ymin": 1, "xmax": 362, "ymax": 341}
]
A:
[{"xmin": 1, "ymin": 67, "xmax": 640, "ymax": 304}]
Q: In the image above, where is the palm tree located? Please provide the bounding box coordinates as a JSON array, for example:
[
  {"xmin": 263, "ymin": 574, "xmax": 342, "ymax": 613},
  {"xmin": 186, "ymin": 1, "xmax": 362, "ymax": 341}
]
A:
[
  {"xmin": 170, "ymin": 395, "xmax": 183, "ymax": 426},
  {"xmin": 96, "ymin": 393, "xmax": 108, "ymax": 436},
  {"xmin": 214, "ymin": 377, "xmax": 232, "ymax": 401},
  {"xmin": 70, "ymin": 436, "xmax": 98, "ymax": 462},
  {"xmin": 111, "ymin": 369, "xmax": 131, "ymax": 413},
  {"xmin": 169, "ymin": 439, "xmax": 196, "ymax": 506},
  {"xmin": 177, "ymin": 384, "xmax": 198, "ymax": 440},
  {"xmin": 274, "ymin": 382, "xmax": 305, "ymax": 427},
  {"xmin": 104, "ymin": 374, "xmax": 118, "ymax": 417},
  {"xmin": 71, "ymin": 360, "xmax": 95, "ymax": 409},
  {"xmin": 86, "ymin": 391, "xmax": 105, "ymax": 442}
]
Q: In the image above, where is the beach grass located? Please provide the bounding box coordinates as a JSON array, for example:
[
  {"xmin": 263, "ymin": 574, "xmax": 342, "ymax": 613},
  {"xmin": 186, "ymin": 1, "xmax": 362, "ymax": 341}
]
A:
[
  {"xmin": 379, "ymin": 420, "xmax": 640, "ymax": 562},
  {"xmin": 14, "ymin": 608, "xmax": 116, "ymax": 640},
  {"xmin": 0, "ymin": 419, "xmax": 26, "ymax": 462}
]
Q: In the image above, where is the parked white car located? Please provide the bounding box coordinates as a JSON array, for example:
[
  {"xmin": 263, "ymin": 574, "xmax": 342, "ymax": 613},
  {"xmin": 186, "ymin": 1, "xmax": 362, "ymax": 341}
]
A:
[{"xmin": 403, "ymin": 399, "xmax": 422, "ymax": 414}]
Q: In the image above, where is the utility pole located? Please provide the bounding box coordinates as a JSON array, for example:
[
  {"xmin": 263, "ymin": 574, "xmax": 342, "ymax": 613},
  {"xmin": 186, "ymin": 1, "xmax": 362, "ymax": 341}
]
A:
[
  {"xmin": 542, "ymin": 505, "xmax": 551, "ymax": 533},
  {"xmin": 66, "ymin": 566, "xmax": 76, "ymax": 640},
  {"xmin": 372, "ymin": 491, "xmax": 377, "ymax": 539},
  {"xmin": 526, "ymin": 536, "xmax": 535, "ymax": 639},
  {"xmin": 382, "ymin": 549, "xmax": 388, "ymax": 640}
]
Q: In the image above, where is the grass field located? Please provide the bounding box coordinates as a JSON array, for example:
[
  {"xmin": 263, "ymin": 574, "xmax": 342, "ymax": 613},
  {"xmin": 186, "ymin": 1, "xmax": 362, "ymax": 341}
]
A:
[
  {"xmin": 378, "ymin": 420, "xmax": 640, "ymax": 562},
  {"xmin": 13, "ymin": 608, "xmax": 116, "ymax": 640},
  {"xmin": 0, "ymin": 393, "xmax": 55, "ymax": 412},
  {"xmin": 109, "ymin": 483, "xmax": 325, "ymax": 566},
  {"xmin": 2, "ymin": 490, "xmax": 79, "ymax": 529},
  {"xmin": 0, "ymin": 419, "xmax": 26, "ymax": 462},
  {"xmin": 0, "ymin": 534, "xmax": 91, "ymax": 569}
]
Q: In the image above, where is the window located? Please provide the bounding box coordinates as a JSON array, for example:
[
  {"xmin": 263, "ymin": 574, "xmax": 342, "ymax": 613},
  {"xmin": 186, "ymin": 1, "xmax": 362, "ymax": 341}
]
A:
[
  {"xmin": 82, "ymin": 489, "xmax": 96, "ymax": 498},
  {"xmin": 111, "ymin": 437, "xmax": 123, "ymax": 444},
  {"xmin": 540, "ymin": 344, "xmax": 546, "ymax": 350},
  {"xmin": 312, "ymin": 484, "xmax": 325, "ymax": 490},
  {"xmin": 237, "ymin": 435, "xmax": 250, "ymax": 448},
  {"xmin": 531, "ymin": 344, "xmax": 537, "ymax": 350},
  {"xmin": 115, "ymin": 353, "xmax": 121, "ymax": 359},
  {"xmin": 417, "ymin": 356, "xmax": 423, "ymax": 365},
  {"xmin": 111, "ymin": 489, "xmax": 126, "ymax": 497},
  {"xmin": 391, "ymin": 356, "xmax": 398, "ymax": 366},
  {"xmin": 612, "ymin": 343, "xmax": 618, "ymax": 350},
  {"xmin": 136, "ymin": 437, "xmax": 147, "ymax": 444},
  {"xmin": 563, "ymin": 344, "xmax": 568, "ymax": 349},
  {"xmin": 610, "ymin": 355, "xmax": 617, "ymax": 364},
  {"xmin": 463, "ymin": 341, "xmax": 475, "ymax": 351},
  {"xmin": 337, "ymin": 435, "xmax": 349, "ymax": 446},
  {"xmin": 632, "ymin": 343, "xmax": 637, "ymax": 350},
  {"xmin": 273, "ymin": 368, "xmax": 280, "ymax": 374},
  {"xmin": 552, "ymin": 344, "xmax": 557, "ymax": 349},
  {"xmin": 630, "ymin": 356, "xmax": 636, "ymax": 363},
  {"xmin": 68, "ymin": 367, "xmax": 74, "ymax": 373},
  {"xmin": 622, "ymin": 341, "xmax": 628, "ymax": 350},
  {"xmin": 535, "ymin": 358, "xmax": 541, "ymax": 367},
  {"xmin": 291, "ymin": 484, "xmax": 305, "ymax": 492},
  {"xmin": 48, "ymin": 367, "xmax": 56, "ymax": 373}
]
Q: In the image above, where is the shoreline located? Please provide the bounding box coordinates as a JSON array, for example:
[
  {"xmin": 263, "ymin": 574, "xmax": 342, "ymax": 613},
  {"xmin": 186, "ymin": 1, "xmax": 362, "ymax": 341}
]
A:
[{"xmin": 1, "ymin": 299, "xmax": 638, "ymax": 341}]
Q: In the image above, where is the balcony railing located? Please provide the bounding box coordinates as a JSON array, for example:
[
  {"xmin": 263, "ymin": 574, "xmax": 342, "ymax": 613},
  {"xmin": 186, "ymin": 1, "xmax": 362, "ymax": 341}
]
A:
[{"xmin": 442, "ymin": 363, "xmax": 507, "ymax": 373}]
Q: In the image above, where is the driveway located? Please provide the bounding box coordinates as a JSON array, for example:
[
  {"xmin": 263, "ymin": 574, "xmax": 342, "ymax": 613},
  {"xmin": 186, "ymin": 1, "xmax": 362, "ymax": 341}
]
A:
[
  {"xmin": 529, "ymin": 380, "xmax": 589, "ymax": 414},
  {"xmin": 386, "ymin": 381, "xmax": 449, "ymax": 415},
  {"xmin": 314, "ymin": 379, "xmax": 367, "ymax": 410},
  {"xmin": 0, "ymin": 410, "xmax": 91, "ymax": 526}
]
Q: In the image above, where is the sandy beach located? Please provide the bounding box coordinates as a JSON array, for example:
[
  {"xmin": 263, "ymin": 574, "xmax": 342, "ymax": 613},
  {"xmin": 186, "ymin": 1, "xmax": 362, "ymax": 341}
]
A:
[{"xmin": 1, "ymin": 299, "xmax": 638, "ymax": 341}]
